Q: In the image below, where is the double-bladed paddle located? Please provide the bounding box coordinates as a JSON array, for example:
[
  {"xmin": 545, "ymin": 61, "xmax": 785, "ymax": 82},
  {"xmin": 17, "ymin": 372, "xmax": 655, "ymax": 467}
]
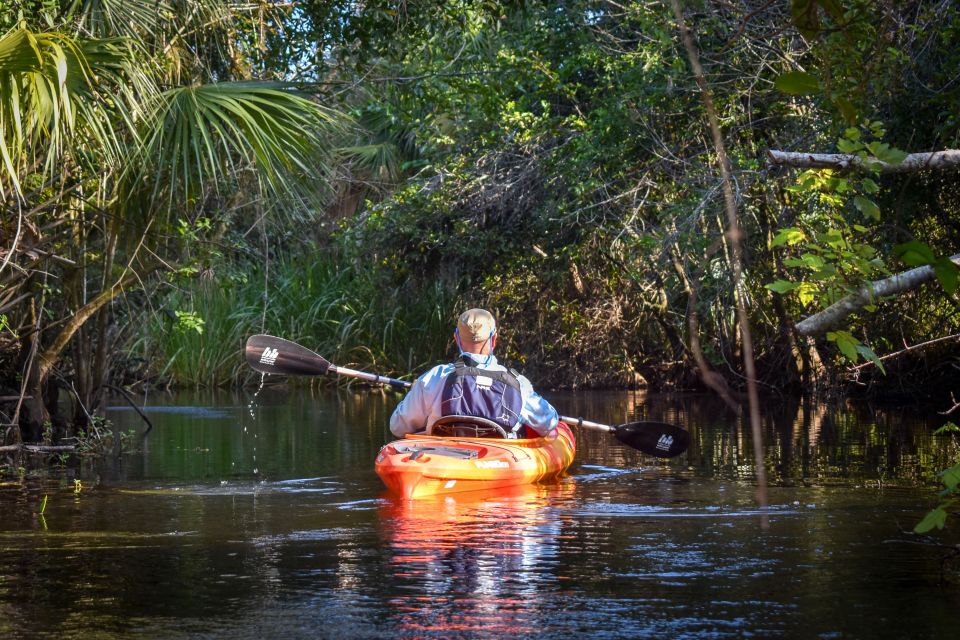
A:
[{"xmin": 245, "ymin": 334, "xmax": 690, "ymax": 458}]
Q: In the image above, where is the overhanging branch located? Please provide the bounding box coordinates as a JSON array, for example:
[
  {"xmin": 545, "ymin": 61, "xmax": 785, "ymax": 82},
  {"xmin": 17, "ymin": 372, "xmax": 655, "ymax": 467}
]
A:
[
  {"xmin": 767, "ymin": 149, "xmax": 960, "ymax": 174},
  {"xmin": 795, "ymin": 254, "xmax": 960, "ymax": 336}
]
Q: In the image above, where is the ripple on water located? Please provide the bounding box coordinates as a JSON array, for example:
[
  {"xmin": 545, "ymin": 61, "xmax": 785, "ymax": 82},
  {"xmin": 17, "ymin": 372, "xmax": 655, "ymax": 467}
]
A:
[{"xmin": 573, "ymin": 502, "xmax": 800, "ymax": 519}]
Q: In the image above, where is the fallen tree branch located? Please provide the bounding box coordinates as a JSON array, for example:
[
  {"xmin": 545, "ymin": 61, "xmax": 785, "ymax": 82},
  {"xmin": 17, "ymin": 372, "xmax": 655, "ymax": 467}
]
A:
[
  {"xmin": 796, "ymin": 254, "xmax": 960, "ymax": 336},
  {"xmin": 0, "ymin": 444, "xmax": 77, "ymax": 453},
  {"xmin": 767, "ymin": 149, "xmax": 960, "ymax": 174},
  {"xmin": 23, "ymin": 445, "xmax": 75, "ymax": 453}
]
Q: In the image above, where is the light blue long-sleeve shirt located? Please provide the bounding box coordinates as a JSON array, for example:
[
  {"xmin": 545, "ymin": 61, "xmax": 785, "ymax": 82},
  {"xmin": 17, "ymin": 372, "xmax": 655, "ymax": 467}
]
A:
[{"xmin": 389, "ymin": 354, "xmax": 559, "ymax": 438}]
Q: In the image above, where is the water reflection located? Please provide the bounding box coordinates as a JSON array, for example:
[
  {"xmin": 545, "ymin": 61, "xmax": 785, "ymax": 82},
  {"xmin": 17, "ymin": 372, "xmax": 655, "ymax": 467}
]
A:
[
  {"xmin": 378, "ymin": 483, "xmax": 575, "ymax": 637},
  {"xmin": 2, "ymin": 390, "xmax": 959, "ymax": 639}
]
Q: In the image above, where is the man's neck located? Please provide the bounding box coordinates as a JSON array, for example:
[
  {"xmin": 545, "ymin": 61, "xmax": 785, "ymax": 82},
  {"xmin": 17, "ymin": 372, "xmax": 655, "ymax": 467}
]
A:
[{"xmin": 460, "ymin": 350, "xmax": 494, "ymax": 363}]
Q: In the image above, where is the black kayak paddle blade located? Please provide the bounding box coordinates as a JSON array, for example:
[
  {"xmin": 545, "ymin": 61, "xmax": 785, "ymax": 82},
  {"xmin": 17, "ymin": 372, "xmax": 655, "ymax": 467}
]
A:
[
  {"xmin": 245, "ymin": 334, "xmax": 331, "ymax": 377},
  {"xmin": 613, "ymin": 421, "xmax": 690, "ymax": 458}
]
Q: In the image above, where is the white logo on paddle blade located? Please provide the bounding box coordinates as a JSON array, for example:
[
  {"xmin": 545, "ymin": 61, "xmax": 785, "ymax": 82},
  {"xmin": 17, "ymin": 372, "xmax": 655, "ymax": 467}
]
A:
[
  {"xmin": 656, "ymin": 434, "xmax": 674, "ymax": 451},
  {"xmin": 259, "ymin": 347, "xmax": 279, "ymax": 366}
]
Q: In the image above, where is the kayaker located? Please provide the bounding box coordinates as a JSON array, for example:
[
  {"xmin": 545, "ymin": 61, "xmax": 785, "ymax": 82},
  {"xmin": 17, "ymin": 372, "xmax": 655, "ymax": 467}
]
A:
[{"xmin": 389, "ymin": 308, "xmax": 559, "ymax": 438}]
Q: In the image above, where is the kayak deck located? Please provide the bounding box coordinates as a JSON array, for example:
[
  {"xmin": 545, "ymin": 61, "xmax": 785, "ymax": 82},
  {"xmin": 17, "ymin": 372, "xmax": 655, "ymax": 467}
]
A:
[{"xmin": 375, "ymin": 422, "xmax": 576, "ymax": 499}]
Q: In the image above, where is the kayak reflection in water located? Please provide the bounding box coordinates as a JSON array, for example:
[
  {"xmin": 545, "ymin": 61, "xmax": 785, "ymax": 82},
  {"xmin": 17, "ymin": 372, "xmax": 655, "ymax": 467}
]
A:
[
  {"xmin": 389, "ymin": 308, "xmax": 559, "ymax": 440},
  {"xmin": 379, "ymin": 483, "xmax": 574, "ymax": 636}
]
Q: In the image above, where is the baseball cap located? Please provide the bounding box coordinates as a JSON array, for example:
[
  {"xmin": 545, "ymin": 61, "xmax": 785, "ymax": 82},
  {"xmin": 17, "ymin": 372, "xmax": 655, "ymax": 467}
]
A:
[{"xmin": 457, "ymin": 308, "xmax": 497, "ymax": 343}]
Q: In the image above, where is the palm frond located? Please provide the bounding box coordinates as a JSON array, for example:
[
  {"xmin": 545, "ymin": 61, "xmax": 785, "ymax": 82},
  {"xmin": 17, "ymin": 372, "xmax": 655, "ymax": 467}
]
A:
[
  {"xmin": 0, "ymin": 25, "xmax": 137, "ymax": 196},
  {"xmin": 68, "ymin": 0, "xmax": 175, "ymax": 40},
  {"xmin": 135, "ymin": 81, "xmax": 346, "ymax": 215}
]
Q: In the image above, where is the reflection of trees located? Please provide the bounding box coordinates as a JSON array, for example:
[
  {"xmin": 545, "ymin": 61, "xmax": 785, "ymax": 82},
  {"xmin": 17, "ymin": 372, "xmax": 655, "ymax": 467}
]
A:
[{"xmin": 546, "ymin": 390, "xmax": 952, "ymax": 487}]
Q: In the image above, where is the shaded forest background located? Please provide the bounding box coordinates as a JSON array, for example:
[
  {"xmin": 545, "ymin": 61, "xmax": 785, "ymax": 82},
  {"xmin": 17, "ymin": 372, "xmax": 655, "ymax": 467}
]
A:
[{"xmin": 2, "ymin": 0, "xmax": 960, "ymax": 445}]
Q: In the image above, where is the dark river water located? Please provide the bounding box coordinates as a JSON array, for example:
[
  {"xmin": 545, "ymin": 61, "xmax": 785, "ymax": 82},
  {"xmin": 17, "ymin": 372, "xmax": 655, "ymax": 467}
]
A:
[{"xmin": 1, "ymin": 388, "xmax": 959, "ymax": 639}]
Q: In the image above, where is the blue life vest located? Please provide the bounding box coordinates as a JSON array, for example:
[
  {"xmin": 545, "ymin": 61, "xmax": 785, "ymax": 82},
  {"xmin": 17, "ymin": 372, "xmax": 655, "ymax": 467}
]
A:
[{"xmin": 440, "ymin": 356, "xmax": 524, "ymax": 432}]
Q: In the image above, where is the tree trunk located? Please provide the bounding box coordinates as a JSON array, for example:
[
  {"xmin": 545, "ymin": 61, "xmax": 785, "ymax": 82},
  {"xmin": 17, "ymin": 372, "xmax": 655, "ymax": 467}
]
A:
[{"xmin": 19, "ymin": 269, "xmax": 145, "ymax": 442}]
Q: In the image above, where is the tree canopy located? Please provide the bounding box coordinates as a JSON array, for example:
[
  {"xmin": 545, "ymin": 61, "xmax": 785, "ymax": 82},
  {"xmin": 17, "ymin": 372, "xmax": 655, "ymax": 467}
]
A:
[{"xmin": 2, "ymin": 0, "xmax": 960, "ymax": 446}]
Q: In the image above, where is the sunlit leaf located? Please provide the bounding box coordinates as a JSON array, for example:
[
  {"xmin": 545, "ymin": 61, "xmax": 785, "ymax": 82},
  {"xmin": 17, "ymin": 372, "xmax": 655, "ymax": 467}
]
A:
[
  {"xmin": 136, "ymin": 82, "xmax": 345, "ymax": 214},
  {"xmin": 771, "ymin": 227, "xmax": 806, "ymax": 247},
  {"xmin": 766, "ymin": 280, "xmax": 801, "ymax": 294},
  {"xmin": 792, "ymin": 283, "xmax": 814, "ymax": 306}
]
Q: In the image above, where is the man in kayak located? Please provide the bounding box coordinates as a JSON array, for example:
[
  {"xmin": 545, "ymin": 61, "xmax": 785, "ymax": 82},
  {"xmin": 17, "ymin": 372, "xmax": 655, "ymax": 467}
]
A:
[{"xmin": 389, "ymin": 308, "xmax": 559, "ymax": 439}]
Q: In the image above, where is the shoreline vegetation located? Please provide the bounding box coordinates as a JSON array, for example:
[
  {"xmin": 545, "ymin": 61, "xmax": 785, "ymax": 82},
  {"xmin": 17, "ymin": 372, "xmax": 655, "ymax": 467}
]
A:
[{"xmin": 1, "ymin": 1, "xmax": 959, "ymax": 454}]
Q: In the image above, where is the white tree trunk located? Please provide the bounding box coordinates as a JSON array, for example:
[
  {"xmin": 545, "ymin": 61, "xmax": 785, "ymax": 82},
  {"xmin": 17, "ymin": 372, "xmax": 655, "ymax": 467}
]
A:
[{"xmin": 767, "ymin": 149, "xmax": 960, "ymax": 174}]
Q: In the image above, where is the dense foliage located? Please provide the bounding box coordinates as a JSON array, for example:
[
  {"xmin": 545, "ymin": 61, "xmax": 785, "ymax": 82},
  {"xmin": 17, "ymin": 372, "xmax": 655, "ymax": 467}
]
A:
[{"xmin": 2, "ymin": 1, "xmax": 960, "ymax": 459}]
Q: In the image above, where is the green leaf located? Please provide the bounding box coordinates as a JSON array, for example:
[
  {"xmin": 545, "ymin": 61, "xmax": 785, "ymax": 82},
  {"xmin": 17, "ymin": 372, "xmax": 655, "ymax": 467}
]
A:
[
  {"xmin": 800, "ymin": 253, "xmax": 825, "ymax": 269},
  {"xmin": 771, "ymin": 227, "xmax": 806, "ymax": 247},
  {"xmin": 775, "ymin": 71, "xmax": 820, "ymax": 95},
  {"xmin": 866, "ymin": 142, "xmax": 909, "ymax": 165},
  {"xmin": 797, "ymin": 282, "xmax": 818, "ymax": 306},
  {"xmin": 895, "ymin": 240, "xmax": 936, "ymax": 267},
  {"xmin": 877, "ymin": 146, "xmax": 908, "ymax": 165},
  {"xmin": 933, "ymin": 257, "xmax": 959, "ymax": 294},
  {"xmin": 827, "ymin": 330, "xmax": 860, "ymax": 362},
  {"xmin": 941, "ymin": 463, "xmax": 960, "ymax": 492},
  {"xmin": 853, "ymin": 196, "xmax": 880, "ymax": 220},
  {"xmin": 836, "ymin": 138, "xmax": 862, "ymax": 153},
  {"xmin": 933, "ymin": 422, "xmax": 960, "ymax": 435},
  {"xmin": 766, "ymin": 280, "xmax": 801, "ymax": 294},
  {"xmin": 861, "ymin": 178, "xmax": 880, "ymax": 194},
  {"xmin": 855, "ymin": 344, "xmax": 886, "ymax": 374},
  {"xmin": 914, "ymin": 507, "xmax": 947, "ymax": 533}
]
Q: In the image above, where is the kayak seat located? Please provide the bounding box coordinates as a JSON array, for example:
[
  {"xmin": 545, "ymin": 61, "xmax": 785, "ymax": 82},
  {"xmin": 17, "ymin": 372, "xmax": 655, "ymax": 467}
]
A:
[{"xmin": 431, "ymin": 415, "xmax": 508, "ymax": 439}]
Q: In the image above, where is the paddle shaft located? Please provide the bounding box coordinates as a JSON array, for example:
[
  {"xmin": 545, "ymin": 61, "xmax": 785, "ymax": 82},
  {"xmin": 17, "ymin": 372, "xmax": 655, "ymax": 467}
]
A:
[
  {"xmin": 329, "ymin": 364, "xmax": 411, "ymax": 391},
  {"xmin": 560, "ymin": 416, "xmax": 614, "ymax": 433}
]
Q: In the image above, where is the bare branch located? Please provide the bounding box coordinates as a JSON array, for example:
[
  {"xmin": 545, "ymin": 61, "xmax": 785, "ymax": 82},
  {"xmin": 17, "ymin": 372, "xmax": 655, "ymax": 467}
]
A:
[{"xmin": 849, "ymin": 334, "xmax": 960, "ymax": 372}]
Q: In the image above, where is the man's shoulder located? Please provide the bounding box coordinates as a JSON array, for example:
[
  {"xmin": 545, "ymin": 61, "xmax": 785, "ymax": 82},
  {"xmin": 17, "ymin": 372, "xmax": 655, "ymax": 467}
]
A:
[{"xmin": 418, "ymin": 362, "xmax": 455, "ymax": 383}]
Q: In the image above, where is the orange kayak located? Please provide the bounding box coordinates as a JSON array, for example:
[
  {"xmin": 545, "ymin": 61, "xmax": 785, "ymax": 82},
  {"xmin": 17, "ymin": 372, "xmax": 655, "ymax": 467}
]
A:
[{"xmin": 375, "ymin": 422, "xmax": 576, "ymax": 499}]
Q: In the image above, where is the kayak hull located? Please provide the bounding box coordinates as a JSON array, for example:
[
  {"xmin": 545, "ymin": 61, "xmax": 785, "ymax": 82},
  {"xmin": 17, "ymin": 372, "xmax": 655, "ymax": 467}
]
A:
[{"xmin": 375, "ymin": 422, "xmax": 576, "ymax": 499}]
